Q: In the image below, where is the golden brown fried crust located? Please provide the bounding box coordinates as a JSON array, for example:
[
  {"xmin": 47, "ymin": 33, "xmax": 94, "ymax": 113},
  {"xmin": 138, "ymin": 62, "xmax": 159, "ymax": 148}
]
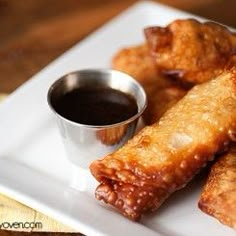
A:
[
  {"xmin": 95, "ymin": 182, "xmax": 169, "ymax": 220},
  {"xmin": 90, "ymin": 69, "xmax": 236, "ymax": 220},
  {"xmin": 199, "ymin": 145, "xmax": 236, "ymax": 228},
  {"xmin": 112, "ymin": 44, "xmax": 158, "ymax": 87},
  {"xmin": 112, "ymin": 44, "xmax": 187, "ymax": 124},
  {"xmin": 145, "ymin": 86, "xmax": 186, "ymax": 124},
  {"xmin": 111, "ymin": 43, "xmax": 166, "ymax": 99},
  {"xmin": 145, "ymin": 19, "xmax": 236, "ymax": 84}
]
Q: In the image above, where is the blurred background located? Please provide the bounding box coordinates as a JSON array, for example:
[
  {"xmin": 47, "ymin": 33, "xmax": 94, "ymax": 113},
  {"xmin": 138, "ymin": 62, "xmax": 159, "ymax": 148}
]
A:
[{"xmin": 0, "ymin": 0, "xmax": 236, "ymax": 94}]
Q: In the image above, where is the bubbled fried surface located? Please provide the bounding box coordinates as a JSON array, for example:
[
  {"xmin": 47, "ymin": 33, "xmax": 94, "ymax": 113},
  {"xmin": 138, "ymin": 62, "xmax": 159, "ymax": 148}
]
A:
[
  {"xmin": 145, "ymin": 19, "xmax": 236, "ymax": 84},
  {"xmin": 95, "ymin": 182, "xmax": 169, "ymax": 221},
  {"xmin": 199, "ymin": 145, "xmax": 236, "ymax": 228},
  {"xmin": 112, "ymin": 44, "xmax": 187, "ymax": 124},
  {"xmin": 111, "ymin": 44, "xmax": 170, "ymax": 103},
  {"xmin": 90, "ymin": 69, "xmax": 236, "ymax": 220},
  {"xmin": 111, "ymin": 44, "xmax": 160, "ymax": 89},
  {"xmin": 145, "ymin": 86, "xmax": 186, "ymax": 124}
]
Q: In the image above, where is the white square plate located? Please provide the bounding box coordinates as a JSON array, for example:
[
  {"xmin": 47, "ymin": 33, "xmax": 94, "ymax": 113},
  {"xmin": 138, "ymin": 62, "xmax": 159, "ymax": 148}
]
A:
[{"xmin": 0, "ymin": 1, "xmax": 235, "ymax": 235}]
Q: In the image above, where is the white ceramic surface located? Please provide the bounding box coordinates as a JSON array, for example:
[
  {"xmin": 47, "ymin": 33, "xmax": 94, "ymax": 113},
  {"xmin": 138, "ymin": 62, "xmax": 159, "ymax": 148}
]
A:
[{"xmin": 0, "ymin": 1, "xmax": 235, "ymax": 235}]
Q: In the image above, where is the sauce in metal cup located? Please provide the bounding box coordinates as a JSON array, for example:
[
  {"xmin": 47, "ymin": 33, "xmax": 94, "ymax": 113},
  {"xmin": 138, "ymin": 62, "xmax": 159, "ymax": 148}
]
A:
[{"xmin": 47, "ymin": 69, "xmax": 147, "ymax": 169}]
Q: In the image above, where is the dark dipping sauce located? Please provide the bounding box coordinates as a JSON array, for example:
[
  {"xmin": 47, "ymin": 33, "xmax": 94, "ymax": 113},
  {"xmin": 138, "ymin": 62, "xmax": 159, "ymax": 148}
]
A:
[{"xmin": 53, "ymin": 87, "xmax": 138, "ymax": 126}]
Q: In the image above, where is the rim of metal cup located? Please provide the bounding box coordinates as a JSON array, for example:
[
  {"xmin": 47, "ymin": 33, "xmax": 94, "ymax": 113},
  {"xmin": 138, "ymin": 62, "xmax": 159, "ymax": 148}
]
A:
[{"xmin": 47, "ymin": 69, "xmax": 147, "ymax": 129}]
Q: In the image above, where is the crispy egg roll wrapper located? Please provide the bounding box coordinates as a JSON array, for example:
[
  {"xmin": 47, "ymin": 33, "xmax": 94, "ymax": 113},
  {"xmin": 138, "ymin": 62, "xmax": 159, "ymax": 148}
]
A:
[
  {"xmin": 111, "ymin": 44, "xmax": 187, "ymax": 125},
  {"xmin": 144, "ymin": 19, "xmax": 236, "ymax": 84},
  {"xmin": 199, "ymin": 145, "xmax": 236, "ymax": 228},
  {"xmin": 90, "ymin": 69, "xmax": 236, "ymax": 220}
]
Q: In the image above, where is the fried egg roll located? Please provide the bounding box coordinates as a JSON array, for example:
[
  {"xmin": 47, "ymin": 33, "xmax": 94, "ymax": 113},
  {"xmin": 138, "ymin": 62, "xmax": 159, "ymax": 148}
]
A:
[
  {"xmin": 199, "ymin": 145, "xmax": 236, "ymax": 228},
  {"xmin": 145, "ymin": 19, "xmax": 236, "ymax": 84},
  {"xmin": 112, "ymin": 44, "xmax": 187, "ymax": 124},
  {"xmin": 90, "ymin": 69, "xmax": 236, "ymax": 220}
]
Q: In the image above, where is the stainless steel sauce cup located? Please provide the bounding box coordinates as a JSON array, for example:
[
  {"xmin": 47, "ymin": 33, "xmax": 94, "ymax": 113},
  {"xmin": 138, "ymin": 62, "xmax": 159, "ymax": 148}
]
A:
[{"xmin": 47, "ymin": 69, "xmax": 147, "ymax": 169}]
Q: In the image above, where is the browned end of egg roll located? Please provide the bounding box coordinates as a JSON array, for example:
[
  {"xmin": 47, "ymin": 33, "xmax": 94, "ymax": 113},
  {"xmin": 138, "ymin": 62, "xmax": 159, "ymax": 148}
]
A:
[
  {"xmin": 90, "ymin": 68, "xmax": 236, "ymax": 220},
  {"xmin": 198, "ymin": 145, "xmax": 236, "ymax": 228},
  {"xmin": 144, "ymin": 19, "xmax": 236, "ymax": 84}
]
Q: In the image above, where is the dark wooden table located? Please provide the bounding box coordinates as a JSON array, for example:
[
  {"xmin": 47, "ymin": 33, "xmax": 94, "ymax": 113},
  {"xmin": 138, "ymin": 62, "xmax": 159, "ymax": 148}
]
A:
[
  {"xmin": 0, "ymin": 0, "xmax": 235, "ymax": 235},
  {"xmin": 1, "ymin": 0, "xmax": 236, "ymax": 94}
]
